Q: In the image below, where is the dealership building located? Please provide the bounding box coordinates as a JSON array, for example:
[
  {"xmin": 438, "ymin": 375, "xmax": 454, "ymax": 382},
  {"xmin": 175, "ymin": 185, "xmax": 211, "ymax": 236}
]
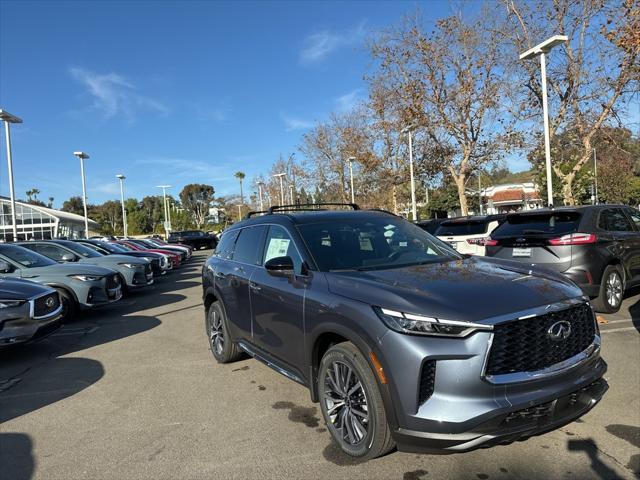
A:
[{"xmin": 0, "ymin": 196, "xmax": 98, "ymax": 242}]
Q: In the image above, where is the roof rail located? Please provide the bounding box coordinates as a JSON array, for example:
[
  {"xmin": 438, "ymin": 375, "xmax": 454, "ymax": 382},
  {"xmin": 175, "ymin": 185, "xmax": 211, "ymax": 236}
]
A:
[
  {"xmin": 267, "ymin": 203, "xmax": 360, "ymax": 214},
  {"xmin": 366, "ymin": 208, "xmax": 399, "ymax": 217},
  {"xmin": 243, "ymin": 210, "xmax": 268, "ymax": 219}
]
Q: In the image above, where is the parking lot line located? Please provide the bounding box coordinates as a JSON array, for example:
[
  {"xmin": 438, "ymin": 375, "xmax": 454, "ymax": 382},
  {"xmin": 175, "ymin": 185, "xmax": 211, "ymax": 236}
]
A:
[
  {"xmin": 600, "ymin": 326, "xmax": 638, "ymax": 334},
  {"xmin": 601, "ymin": 319, "xmax": 633, "ymax": 324}
]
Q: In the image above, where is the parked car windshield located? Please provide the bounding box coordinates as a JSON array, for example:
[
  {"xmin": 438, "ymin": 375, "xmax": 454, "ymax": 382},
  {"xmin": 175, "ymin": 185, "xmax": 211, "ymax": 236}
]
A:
[
  {"xmin": 88, "ymin": 241, "xmax": 128, "ymax": 254},
  {"xmin": 60, "ymin": 241, "xmax": 103, "ymax": 258},
  {"xmin": 297, "ymin": 216, "xmax": 461, "ymax": 272},
  {"xmin": 491, "ymin": 212, "xmax": 582, "ymax": 238},
  {"xmin": 0, "ymin": 244, "xmax": 57, "ymax": 268},
  {"xmin": 435, "ymin": 220, "xmax": 488, "ymax": 236}
]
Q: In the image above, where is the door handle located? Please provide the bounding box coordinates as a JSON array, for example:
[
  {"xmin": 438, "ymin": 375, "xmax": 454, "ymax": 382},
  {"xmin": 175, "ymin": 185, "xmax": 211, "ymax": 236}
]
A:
[{"xmin": 249, "ymin": 282, "xmax": 262, "ymax": 292}]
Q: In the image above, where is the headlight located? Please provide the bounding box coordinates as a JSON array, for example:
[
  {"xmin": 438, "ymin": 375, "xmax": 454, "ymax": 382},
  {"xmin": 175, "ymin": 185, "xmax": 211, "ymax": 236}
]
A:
[
  {"xmin": 68, "ymin": 274, "xmax": 102, "ymax": 281},
  {"xmin": 0, "ymin": 299, "xmax": 25, "ymax": 308},
  {"xmin": 374, "ymin": 307, "xmax": 493, "ymax": 337},
  {"xmin": 118, "ymin": 263, "xmax": 141, "ymax": 269},
  {"xmin": 142, "ymin": 257, "xmax": 153, "ymax": 262}
]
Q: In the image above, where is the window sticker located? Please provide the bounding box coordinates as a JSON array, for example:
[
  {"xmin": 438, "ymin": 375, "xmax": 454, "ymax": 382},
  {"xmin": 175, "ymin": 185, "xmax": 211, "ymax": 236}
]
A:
[
  {"xmin": 265, "ymin": 238, "xmax": 291, "ymax": 262},
  {"xmin": 359, "ymin": 237, "xmax": 373, "ymax": 251}
]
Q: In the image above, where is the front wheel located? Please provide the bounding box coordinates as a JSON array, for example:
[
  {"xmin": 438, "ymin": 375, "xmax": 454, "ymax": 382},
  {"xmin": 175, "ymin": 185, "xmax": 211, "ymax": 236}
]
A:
[
  {"xmin": 592, "ymin": 265, "xmax": 624, "ymax": 313},
  {"xmin": 318, "ymin": 342, "xmax": 395, "ymax": 459},
  {"xmin": 56, "ymin": 288, "xmax": 78, "ymax": 323}
]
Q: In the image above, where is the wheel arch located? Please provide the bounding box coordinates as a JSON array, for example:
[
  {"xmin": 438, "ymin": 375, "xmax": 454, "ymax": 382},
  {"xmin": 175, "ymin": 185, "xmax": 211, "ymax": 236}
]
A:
[{"xmin": 45, "ymin": 283, "xmax": 79, "ymax": 303}]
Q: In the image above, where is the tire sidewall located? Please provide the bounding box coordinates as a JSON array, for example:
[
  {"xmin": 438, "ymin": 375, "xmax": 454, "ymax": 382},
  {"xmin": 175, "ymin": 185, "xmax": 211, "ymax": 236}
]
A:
[
  {"xmin": 206, "ymin": 301, "xmax": 235, "ymax": 362},
  {"xmin": 318, "ymin": 346, "xmax": 381, "ymax": 458},
  {"xmin": 597, "ymin": 265, "xmax": 624, "ymax": 313}
]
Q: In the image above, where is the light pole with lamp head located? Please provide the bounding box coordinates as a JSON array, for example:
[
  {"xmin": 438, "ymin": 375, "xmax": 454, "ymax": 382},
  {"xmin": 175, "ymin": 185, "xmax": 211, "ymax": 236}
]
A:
[
  {"xmin": 73, "ymin": 151, "xmax": 90, "ymax": 238},
  {"xmin": 520, "ymin": 35, "xmax": 568, "ymax": 208},
  {"xmin": 273, "ymin": 173, "xmax": 286, "ymax": 205},
  {"xmin": 347, "ymin": 156, "xmax": 356, "ymax": 204},
  {"xmin": 116, "ymin": 174, "xmax": 127, "ymax": 237},
  {"xmin": 401, "ymin": 125, "xmax": 418, "ymax": 221},
  {"xmin": 156, "ymin": 185, "xmax": 171, "ymax": 239},
  {"xmin": 0, "ymin": 109, "xmax": 22, "ymax": 241}
]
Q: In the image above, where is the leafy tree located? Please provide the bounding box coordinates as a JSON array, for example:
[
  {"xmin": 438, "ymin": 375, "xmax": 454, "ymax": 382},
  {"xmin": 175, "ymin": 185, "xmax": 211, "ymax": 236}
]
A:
[
  {"xmin": 179, "ymin": 184, "xmax": 215, "ymax": 228},
  {"xmin": 61, "ymin": 196, "xmax": 85, "ymax": 215}
]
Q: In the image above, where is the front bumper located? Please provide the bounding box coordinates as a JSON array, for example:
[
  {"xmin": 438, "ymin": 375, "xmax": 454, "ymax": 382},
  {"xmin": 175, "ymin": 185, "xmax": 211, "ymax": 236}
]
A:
[
  {"xmin": 0, "ymin": 309, "xmax": 63, "ymax": 347},
  {"xmin": 394, "ymin": 377, "xmax": 608, "ymax": 453}
]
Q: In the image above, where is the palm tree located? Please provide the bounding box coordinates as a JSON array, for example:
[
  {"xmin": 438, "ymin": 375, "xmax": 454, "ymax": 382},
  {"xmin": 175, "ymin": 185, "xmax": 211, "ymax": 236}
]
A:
[
  {"xmin": 234, "ymin": 171, "xmax": 246, "ymax": 205},
  {"xmin": 48, "ymin": 197, "xmax": 54, "ymax": 208},
  {"xmin": 32, "ymin": 188, "xmax": 40, "ymax": 201},
  {"xmin": 25, "ymin": 189, "xmax": 34, "ymax": 202}
]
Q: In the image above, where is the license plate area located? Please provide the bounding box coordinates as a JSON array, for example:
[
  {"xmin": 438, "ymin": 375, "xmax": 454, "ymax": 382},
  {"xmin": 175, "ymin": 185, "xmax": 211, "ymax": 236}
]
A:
[{"xmin": 512, "ymin": 247, "xmax": 531, "ymax": 258}]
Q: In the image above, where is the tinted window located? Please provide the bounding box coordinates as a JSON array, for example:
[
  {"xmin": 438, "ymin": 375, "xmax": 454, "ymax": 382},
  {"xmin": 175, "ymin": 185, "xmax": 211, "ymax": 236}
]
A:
[
  {"xmin": 598, "ymin": 208, "xmax": 633, "ymax": 232},
  {"xmin": 62, "ymin": 241, "xmax": 103, "ymax": 258},
  {"xmin": 233, "ymin": 226, "xmax": 267, "ymax": 265},
  {"xmin": 435, "ymin": 221, "xmax": 488, "ymax": 236},
  {"xmin": 263, "ymin": 226, "xmax": 303, "ymax": 273},
  {"xmin": 297, "ymin": 216, "xmax": 459, "ymax": 272},
  {"xmin": 625, "ymin": 208, "xmax": 640, "ymax": 230},
  {"xmin": 215, "ymin": 229, "xmax": 239, "ymax": 260},
  {"xmin": 0, "ymin": 245, "xmax": 57, "ymax": 268},
  {"xmin": 492, "ymin": 212, "xmax": 581, "ymax": 238}
]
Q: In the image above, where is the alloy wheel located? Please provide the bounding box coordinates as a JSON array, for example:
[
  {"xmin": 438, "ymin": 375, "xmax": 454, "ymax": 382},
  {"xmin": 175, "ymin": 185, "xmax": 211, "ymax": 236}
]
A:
[
  {"xmin": 209, "ymin": 309, "xmax": 224, "ymax": 356},
  {"xmin": 323, "ymin": 360, "xmax": 369, "ymax": 446},
  {"xmin": 606, "ymin": 271, "xmax": 623, "ymax": 308}
]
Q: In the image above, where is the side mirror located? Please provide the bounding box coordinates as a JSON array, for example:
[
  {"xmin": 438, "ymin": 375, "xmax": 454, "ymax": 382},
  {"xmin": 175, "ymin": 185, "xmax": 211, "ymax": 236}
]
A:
[
  {"xmin": 265, "ymin": 256, "xmax": 294, "ymax": 277},
  {"xmin": 0, "ymin": 260, "xmax": 12, "ymax": 273},
  {"xmin": 61, "ymin": 253, "xmax": 77, "ymax": 263}
]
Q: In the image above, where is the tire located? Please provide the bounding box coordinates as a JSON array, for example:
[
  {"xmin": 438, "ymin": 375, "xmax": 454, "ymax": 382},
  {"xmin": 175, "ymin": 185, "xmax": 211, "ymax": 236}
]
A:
[
  {"xmin": 206, "ymin": 301, "xmax": 241, "ymax": 363},
  {"xmin": 56, "ymin": 288, "xmax": 78, "ymax": 323},
  {"xmin": 592, "ymin": 265, "xmax": 624, "ymax": 313},
  {"xmin": 318, "ymin": 342, "xmax": 395, "ymax": 460}
]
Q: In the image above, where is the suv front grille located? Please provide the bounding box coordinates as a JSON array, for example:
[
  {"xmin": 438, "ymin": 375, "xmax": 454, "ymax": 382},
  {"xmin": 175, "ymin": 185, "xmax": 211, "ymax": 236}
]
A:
[
  {"xmin": 33, "ymin": 292, "xmax": 61, "ymax": 318},
  {"xmin": 486, "ymin": 303, "xmax": 596, "ymax": 376},
  {"xmin": 418, "ymin": 360, "xmax": 436, "ymax": 406}
]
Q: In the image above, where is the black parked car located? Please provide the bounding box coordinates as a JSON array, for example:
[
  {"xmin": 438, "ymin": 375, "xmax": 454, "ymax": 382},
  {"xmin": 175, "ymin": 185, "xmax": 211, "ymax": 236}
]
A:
[
  {"xmin": 485, "ymin": 205, "xmax": 640, "ymax": 313},
  {"xmin": 202, "ymin": 204, "xmax": 607, "ymax": 460},
  {"xmin": 168, "ymin": 230, "xmax": 217, "ymax": 250}
]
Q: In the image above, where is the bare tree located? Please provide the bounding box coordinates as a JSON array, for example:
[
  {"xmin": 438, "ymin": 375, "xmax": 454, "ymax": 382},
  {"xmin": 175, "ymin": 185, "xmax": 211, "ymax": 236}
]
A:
[{"xmin": 503, "ymin": 0, "xmax": 639, "ymax": 204}]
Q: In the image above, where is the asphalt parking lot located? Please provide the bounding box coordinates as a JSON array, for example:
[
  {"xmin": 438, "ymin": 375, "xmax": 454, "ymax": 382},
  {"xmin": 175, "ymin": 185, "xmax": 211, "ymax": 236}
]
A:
[{"xmin": 1, "ymin": 250, "xmax": 639, "ymax": 480}]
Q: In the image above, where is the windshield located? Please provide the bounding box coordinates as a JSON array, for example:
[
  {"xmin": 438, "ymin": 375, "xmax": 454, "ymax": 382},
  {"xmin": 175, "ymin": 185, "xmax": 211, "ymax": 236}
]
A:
[
  {"xmin": 491, "ymin": 212, "xmax": 582, "ymax": 238},
  {"xmin": 61, "ymin": 241, "xmax": 103, "ymax": 258},
  {"xmin": 100, "ymin": 242, "xmax": 128, "ymax": 253},
  {"xmin": 117, "ymin": 243, "xmax": 135, "ymax": 251},
  {"xmin": 435, "ymin": 221, "xmax": 488, "ymax": 236},
  {"xmin": 297, "ymin": 216, "xmax": 461, "ymax": 272},
  {"xmin": 0, "ymin": 244, "xmax": 57, "ymax": 268}
]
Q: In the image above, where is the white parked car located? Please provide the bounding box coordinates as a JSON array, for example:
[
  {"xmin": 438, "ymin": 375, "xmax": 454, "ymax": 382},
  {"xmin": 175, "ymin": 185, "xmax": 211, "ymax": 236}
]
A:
[{"xmin": 435, "ymin": 215, "xmax": 505, "ymax": 256}]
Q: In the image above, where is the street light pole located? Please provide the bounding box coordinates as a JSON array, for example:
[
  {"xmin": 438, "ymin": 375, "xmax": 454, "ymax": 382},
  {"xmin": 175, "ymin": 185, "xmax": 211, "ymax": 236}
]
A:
[
  {"xmin": 0, "ymin": 109, "xmax": 22, "ymax": 242},
  {"xmin": 478, "ymin": 173, "xmax": 483, "ymax": 215},
  {"xmin": 257, "ymin": 181, "xmax": 264, "ymax": 211},
  {"xmin": 593, "ymin": 148, "xmax": 598, "ymax": 205},
  {"xmin": 347, "ymin": 156, "xmax": 356, "ymax": 204},
  {"xmin": 273, "ymin": 173, "xmax": 286, "ymax": 205},
  {"xmin": 520, "ymin": 35, "xmax": 568, "ymax": 208},
  {"xmin": 156, "ymin": 185, "xmax": 171, "ymax": 239},
  {"xmin": 402, "ymin": 125, "xmax": 418, "ymax": 221},
  {"xmin": 73, "ymin": 151, "xmax": 90, "ymax": 238},
  {"xmin": 116, "ymin": 175, "xmax": 127, "ymax": 237}
]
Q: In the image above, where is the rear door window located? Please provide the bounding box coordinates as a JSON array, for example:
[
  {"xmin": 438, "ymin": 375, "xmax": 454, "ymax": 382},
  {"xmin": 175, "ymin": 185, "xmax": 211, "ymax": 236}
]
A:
[
  {"xmin": 232, "ymin": 226, "xmax": 267, "ymax": 265},
  {"xmin": 215, "ymin": 230, "xmax": 239, "ymax": 260},
  {"xmin": 598, "ymin": 208, "xmax": 633, "ymax": 232},
  {"xmin": 492, "ymin": 212, "xmax": 582, "ymax": 238},
  {"xmin": 435, "ymin": 221, "xmax": 487, "ymax": 236}
]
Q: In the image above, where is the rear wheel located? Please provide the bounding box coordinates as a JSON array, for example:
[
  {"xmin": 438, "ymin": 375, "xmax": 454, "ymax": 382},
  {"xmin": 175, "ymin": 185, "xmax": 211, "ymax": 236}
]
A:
[
  {"xmin": 318, "ymin": 342, "xmax": 395, "ymax": 459},
  {"xmin": 593, "ymin": 265, "xmax": 624, "ymax": 313},
  {"xmin": 206, "ymin": 301, "xmax": 241, "ymax": 363}
]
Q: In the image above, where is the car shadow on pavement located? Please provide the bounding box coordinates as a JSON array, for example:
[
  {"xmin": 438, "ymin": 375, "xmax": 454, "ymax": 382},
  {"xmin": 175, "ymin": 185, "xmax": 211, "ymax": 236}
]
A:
[
  {"xmin": 0, "ymin": 432, "xmax": 34, "ymax": 480},
  {"xmin": 567, "ymin": 438, "xmax": 622, "ymax": 480},
  {"xmin": 625, "ymin": 286, "xmax": 640, "ymax": 333}
]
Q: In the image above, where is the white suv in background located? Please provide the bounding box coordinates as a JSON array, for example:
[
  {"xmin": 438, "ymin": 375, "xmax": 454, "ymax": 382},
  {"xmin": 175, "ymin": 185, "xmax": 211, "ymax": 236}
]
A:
[{"xmin": 434, "ymin": 215, "xmax": 505, "ymax": 256}]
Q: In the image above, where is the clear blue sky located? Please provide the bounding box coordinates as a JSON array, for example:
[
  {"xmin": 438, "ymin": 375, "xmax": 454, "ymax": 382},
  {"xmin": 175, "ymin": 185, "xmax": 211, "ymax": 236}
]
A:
[{"xmin": 1, "ymin": 0, "xmax": 485, "ymax": 207}]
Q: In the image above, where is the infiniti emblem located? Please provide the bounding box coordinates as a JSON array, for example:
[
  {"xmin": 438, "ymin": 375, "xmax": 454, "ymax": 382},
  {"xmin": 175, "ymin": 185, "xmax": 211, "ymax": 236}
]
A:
[
  {"xmin": 45, "ymin": 297, "xmax": 55, "ymax": 308},
  {"xmin": 548, "ymin": 320, "xmax": 572, "ymax": 341}
]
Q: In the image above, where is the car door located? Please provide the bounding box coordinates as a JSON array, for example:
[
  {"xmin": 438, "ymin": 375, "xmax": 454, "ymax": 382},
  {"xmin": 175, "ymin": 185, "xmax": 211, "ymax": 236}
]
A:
[
  {"xmin": 211, "ymin": 229, "xmax": 243, "ymax": 337},
  {"xmin": 622, "ymin": 207, "xmax": 640, "ymax": 282},
  {"xmin": 598, "ymin": 208, "xmax": 639, "ymax": 282},
  {"xmin": 227, "ymin": 226, "xmax": 268, "ymax": 339},
  {"xmin": 250, "ymin": 225, "xmax": 308, "ymax": 376}
]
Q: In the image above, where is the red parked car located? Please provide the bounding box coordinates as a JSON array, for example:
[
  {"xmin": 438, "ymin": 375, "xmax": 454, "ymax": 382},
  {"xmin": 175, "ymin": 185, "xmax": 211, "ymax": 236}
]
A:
[{"xmin": 113, "ymin": 241, "xmax": 181, "ymax": 268}]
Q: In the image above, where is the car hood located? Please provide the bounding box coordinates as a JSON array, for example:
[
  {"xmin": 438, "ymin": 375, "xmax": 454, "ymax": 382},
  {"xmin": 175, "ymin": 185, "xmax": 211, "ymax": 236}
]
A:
[
  {"xmin": 0, "ymin": 277, "xmax": 54, "ymax": 299},
  {"xmin": 326, "ymin": 256, "xmax": 583, "ymax": 323},
  {"xmin": 21, "ymin": 263, "xmax": 116, "ymax": 278},
  {"xmin": 78, "ymin": 255, "xmax": 147, "ymax": 267}
]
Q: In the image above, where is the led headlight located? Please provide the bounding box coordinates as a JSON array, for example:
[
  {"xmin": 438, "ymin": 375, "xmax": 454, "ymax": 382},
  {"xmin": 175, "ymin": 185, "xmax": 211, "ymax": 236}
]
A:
[
  {"xmin": 68, "ymin": 274, "xmax": 102, "ymax": 282},
  {"xmin": 374, "ymin": 307, "xmax": 492, "ymax": 337},
  {"xmin": 118, "ymin": 263, "xmax": 140, "ymax": 269},
  {"xmin": 0, "ymin": 299, "xmax": 25, "ymax": 309}
]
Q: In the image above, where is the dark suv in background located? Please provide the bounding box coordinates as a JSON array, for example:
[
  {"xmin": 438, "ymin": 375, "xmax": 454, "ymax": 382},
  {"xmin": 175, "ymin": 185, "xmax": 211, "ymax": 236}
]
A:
[
  {"xmin": 485, "ymin": 205, "xmax": 640, "ymax": 313},
  {"xmin": 202, "ymin": 204, "xmax": 607, "ymax": 460},
  {"xmin": 168, "ymin": 230, "xmax": 217, "ymax": 250}
]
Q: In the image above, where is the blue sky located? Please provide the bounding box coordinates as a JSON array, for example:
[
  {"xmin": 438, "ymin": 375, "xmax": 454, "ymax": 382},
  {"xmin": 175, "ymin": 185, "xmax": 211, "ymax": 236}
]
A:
[{"xmin": 1, "ymin": 0, "xmax": 480, "ymax": 207}]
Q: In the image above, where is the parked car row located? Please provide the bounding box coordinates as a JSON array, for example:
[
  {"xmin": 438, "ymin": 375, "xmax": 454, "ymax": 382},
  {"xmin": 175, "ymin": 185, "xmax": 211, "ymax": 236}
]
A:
[
  {"xmin": 418, "ymin": 205, "xmax": 640, "ymax": 313},
  {"xmin": 0, "ymin": 236, "xmax": 199, "ymax": 348}
]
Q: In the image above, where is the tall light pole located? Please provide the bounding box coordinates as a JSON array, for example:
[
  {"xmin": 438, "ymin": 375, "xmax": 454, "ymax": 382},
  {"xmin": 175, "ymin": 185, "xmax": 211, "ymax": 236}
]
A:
[
  {"xmin": 520, "ymin": 35, "xmax": 568, "ymax": 207},
  {"xmin": 273, "ymin": 173, "xmax": 286, "ymax": 205},
  {"xmin": 73, "ymin": 151, "xmax": 90, "ymax": 238},
  {"xmin": 116, "ymin": 174, "xmax": 127, "ymax": 237},
  {"xmin": 401, "ymin": 125, "xmax": 418, "ymax": 221},
  {"xmin": 257, "ymin": 181, "xmax": 265, "ymax": 211},
  {"xmin": 0, "ymin": 109, "xmax": 22, "ymax": 242},
  {"xmin": 347, "ymin": 156, "xmax": 356, "ymax": 204},
  {"xmin": 288, "ymin": 184, "xmax": 294, "ymax": 204},
  {"xmin": 156, "ymin": 185, "xmax": 171, "ymax": 239},
  {"xmin": 593, "ymin": 148, "xmax": 598, "ymax": 205},
  {"xmin": 478, "ymin": 172, "xmax": 483, "ymax": 215}
]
